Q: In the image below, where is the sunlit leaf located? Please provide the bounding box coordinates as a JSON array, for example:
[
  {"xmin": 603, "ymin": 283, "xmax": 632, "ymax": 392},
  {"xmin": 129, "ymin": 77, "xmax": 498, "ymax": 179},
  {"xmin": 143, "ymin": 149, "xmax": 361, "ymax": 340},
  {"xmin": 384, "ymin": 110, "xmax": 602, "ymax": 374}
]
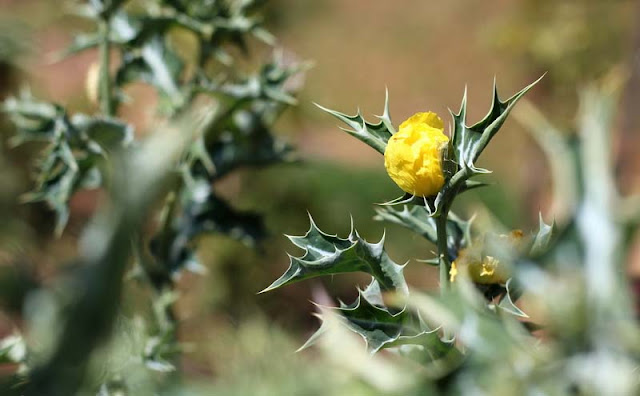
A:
[{"xmin": 263, "ymin": 216, "xmax": 407, "ymax": 293}]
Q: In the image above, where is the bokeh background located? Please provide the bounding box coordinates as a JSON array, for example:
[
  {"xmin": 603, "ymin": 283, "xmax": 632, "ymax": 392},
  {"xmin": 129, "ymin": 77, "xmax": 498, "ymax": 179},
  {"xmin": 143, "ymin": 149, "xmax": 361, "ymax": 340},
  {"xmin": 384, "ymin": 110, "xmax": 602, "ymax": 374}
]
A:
[{"xmin": 1, "ymin": 0, "xmax": 639, "ymax": 390}]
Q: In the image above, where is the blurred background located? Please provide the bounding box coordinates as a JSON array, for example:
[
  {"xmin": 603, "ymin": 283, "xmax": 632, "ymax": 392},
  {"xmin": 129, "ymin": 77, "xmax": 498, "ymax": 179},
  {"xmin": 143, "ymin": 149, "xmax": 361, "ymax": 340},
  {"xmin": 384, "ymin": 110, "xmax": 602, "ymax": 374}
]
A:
[{"xmin": 0, "ymin": 0, "xmax": 639, "ymax": 391}]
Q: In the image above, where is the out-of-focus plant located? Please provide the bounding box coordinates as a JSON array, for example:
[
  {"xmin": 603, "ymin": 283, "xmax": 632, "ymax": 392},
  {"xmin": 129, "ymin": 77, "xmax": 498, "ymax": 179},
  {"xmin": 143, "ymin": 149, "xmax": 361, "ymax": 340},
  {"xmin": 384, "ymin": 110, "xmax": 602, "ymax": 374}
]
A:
[
  {"xmin": 1, "ymin": 0, "xmax": 303, "ymax": 394},
  {"xmin": 266, "ymin": 69, "xmax": 640, "ymax": 394}
]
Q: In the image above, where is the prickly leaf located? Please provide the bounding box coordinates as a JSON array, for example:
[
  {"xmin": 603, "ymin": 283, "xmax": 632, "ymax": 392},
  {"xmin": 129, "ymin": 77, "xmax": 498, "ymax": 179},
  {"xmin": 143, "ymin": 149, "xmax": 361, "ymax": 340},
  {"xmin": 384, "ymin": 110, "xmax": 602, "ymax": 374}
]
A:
[
  {"xmin": 263, "ymin": 216, "xmax": 407, "ymax": 293},
  {"xmin": 316, "ymin": 91, "xmax": 394, "ymax": 155},
  {"xmin": 529, "ymin": 213, "xmax": 557, "ymax": 257},
  {"xmin": 450, "ymin": 76, "xmax": 543, "ymax": 173}
]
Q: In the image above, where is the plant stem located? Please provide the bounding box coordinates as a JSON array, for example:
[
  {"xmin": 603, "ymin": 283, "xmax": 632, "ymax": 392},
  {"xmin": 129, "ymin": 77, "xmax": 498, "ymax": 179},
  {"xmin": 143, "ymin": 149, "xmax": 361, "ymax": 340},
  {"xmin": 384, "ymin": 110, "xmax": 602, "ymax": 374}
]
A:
[
  {"xmin": 435, "ymin": 168, "xmax": 469, "ymax": 294},
  {"xmin": 141, "ymin": 98, "xmax": 247, "ymax": 374},
  {"xmin": 99, "ymin": 19, "xmax": 114, "ymax": 116},
  {"xmin": 436, "ymin": 210, "xmax": 450, "ymax": 293}
]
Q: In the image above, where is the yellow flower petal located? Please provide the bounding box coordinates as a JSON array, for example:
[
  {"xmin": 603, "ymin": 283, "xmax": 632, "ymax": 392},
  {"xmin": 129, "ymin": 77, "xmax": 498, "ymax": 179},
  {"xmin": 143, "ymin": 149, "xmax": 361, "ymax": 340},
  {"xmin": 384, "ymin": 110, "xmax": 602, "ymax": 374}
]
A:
[
  {"xmin": 399, "ymin": 112, "xmax": 445, "ymax": 131},
  {"xmin": 449, "ymin": 261, "xmax": 458, "ymax": 283},
  {"xmin": 384, "ymin": 111, "xmax": 449, "ymax": 197}
]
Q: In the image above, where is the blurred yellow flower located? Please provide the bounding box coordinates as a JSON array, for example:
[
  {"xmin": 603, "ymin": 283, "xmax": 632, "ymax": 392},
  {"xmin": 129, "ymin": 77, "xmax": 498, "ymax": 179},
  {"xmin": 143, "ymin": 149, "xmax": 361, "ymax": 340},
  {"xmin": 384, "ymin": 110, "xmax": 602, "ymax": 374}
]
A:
[
  {"xmin": 384, "ymin": 112, "xmax": 449, "ymax": 197},
  {"xmin": 449, "ymin": 230, "xmax": 524, "ymax": 284},
  {"xmin": 450, "ymin": 255, "xmax": 508, "ymax": 284}
]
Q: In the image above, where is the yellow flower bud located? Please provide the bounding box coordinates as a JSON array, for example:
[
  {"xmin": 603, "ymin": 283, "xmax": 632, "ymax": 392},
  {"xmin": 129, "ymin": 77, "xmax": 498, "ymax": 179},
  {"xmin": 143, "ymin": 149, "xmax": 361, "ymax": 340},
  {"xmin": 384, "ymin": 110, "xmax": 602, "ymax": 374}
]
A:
[
  {"xmin": 384, "ymin": 112, "xmax": 449, "ymax": 197},
  {"xmin": 449, "ymin": 230, "xmax": 523, "ymax": 285}
]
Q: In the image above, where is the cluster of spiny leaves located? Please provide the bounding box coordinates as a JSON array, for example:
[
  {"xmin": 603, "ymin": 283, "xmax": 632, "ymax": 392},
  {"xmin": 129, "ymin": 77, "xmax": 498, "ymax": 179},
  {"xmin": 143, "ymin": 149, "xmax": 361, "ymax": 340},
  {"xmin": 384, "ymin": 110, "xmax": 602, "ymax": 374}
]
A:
[
  {"xmin": 4, "ymin": 94, "xmax": 133, "ymax": 234},
  {"xmin": 267, "ymin": 75, "xmax": 640, "ymax": 394},
  {"xmin": 2, "ymin": 0, "xmax": 303, "ymax": 393},
  {"xmin": 266, "ymin": 79, "xmax": 553, "ymax": 359}
]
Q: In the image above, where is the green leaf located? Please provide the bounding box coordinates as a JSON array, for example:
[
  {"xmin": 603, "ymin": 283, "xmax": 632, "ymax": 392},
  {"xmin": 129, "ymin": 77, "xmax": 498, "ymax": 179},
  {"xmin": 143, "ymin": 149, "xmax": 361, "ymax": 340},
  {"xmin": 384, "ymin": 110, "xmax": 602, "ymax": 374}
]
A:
[
  {"xmin": 71, "ymin": 115, "xmax": 134, "ymax": 151},
  {"xmin": 497, "ymin": 278, "xmax": 528, "ymax": 318},
  {"xmin": 3, "ymin": 92, "xmax": 62, "ymax": 144},
  {"xmin": 182, "ymin": 184, "xmax": 266, "ymax": 246},
  {"xmin": 0, "ymin": 333, "xmax": 27, "ymax": 365},
  {"xmin": 339, "ymin": 284, "xmax": 416, "ymax": 352},
  {"xmin": 374, "ymin": 205, "xmax": 473, "ymax": 258},
  {"xmin": 389, "ymin": 331, "xmax": 460, "ymax": 366},
  {"xmin": 115, "ymin": 36, "xmax": 185, "ymax": 111},
  {"xmin": 150, "ymin": 179, "xmax": 266, "ymax": 280},
  {"xmin": 262, "ymin": 215, "xmax": 407, "ymax": 293},
  {"xmin": 374, "ymin": 205, "xmax": 438, "ymax": 243},
  {"xmin": 529, "ymin": 213, "xmax": 557, "ymax": 257},
  {"xmin": 213, "ymin": 59, "xmax": 306, "ymax": 105},
  {"xmin": 450, "ymin": 76, "xmax": 543, "ymax": 173},
  {"xmin": 301, "ymin": 279, "xmax": 457, "ymax": 360},
  {"xmin": 315, "ymin": 90, "xmax": 395, "ymax": 155},
  {"xmin": 5, "ymin": 94, "xmax": 133, "ymax": 234},
  {"xmin": 194, "ymin": 109, "xmax": 293, "ymax": 181}
]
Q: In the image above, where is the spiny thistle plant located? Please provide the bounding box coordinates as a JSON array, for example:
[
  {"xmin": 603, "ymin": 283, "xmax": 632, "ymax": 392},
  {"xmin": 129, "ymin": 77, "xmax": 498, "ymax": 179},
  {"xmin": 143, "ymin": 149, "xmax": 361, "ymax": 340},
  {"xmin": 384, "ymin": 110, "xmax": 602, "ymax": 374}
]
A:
[
  {"xmin": 265, "ymin": 72, "xmax": 640, "ymax": 394},
  {"xmin": 1, "ymin": 0, "xmax": 303, "ymax": 394},
  {"xmin": 2, "ymin": 2, "xmax": 640, "ymax": 395},
  {"xmin": 265, "ymin": 77, "xmax": 545, "ymax": 331}
]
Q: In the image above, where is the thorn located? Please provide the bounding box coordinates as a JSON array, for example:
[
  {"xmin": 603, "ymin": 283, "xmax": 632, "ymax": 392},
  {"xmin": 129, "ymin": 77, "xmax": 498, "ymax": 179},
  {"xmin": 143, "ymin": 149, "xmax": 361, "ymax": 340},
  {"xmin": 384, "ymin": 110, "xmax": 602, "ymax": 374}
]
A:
[
  {"xmin": 306, "ymin": 210, "xmax": 317, "ymax": 231},
  {"xmin": 349, "ymin": 213, "xmax": 355, "ymax": 236}
]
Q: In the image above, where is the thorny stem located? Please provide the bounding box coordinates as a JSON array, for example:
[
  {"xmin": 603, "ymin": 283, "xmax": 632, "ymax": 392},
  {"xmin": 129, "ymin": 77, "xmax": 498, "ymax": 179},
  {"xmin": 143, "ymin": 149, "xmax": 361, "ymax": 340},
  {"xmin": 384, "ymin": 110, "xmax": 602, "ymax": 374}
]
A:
[
  {"xmin": 433, "ymin": 168, "xmax": 469, "ymax": 341},
  {"xmin": 435, "ymin": 168, "xmax": 470, "ymax": 294},
  {"xmin": 98, "ymin": 19, "xmax": 114, "ymax": 116},
  {"xmin": 437, "ymin": 209, "xmax": 451, "ymax": 293}
]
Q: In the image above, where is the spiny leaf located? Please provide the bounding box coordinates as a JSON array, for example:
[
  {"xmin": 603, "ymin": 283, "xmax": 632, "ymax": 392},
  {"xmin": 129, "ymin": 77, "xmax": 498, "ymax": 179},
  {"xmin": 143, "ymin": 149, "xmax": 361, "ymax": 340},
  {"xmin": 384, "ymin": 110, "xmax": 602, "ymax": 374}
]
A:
[
  {"xmin": 301, "ymin": 280, "xmax": 418, "ymax": 352},
  {"xmin": 193, "ymin": 109, "xmax": 293, "ymax": 181},
  {"xmin": 150, "ymin": 184, "xmax": 265, "ymax": 279},
  {"xmin": 115, "ymin": 35, "xmax": 185, "ymax": 111},
  {"xmin": 315, "ymin": 90, "xmax": 395, "ymax": 155},
  {"xmin": 339, "ymin": 284, "xmax": 416, "ymax": 353},
  {"xmin": 497, "ymin": 278, "xmax": 528, "ymax": 318},
  {"xmin": 450, "ymin": 76, "xmax": 544, "ymax": 173},
  {"xmin": 262, "ymin": 216, "xmax": 407, "ymax": 293},
  {"xmin": 70, "ymin": 115, "xmax": 134, "ymax": 152},
  {"xmin": 210, "ymin": 59, "xmax": 308, "ymax": 105},
  {"xmin": 4, "ymin": 94, "xmax": 133, "ymax": 234},
  {"xmin": 302, "ymin": 279, "xmax": 456, "ymax": 359},
  {"xmin": 529, "ymin": 213, "xmax": 557, "ymax": 257},
  {"xmin": 181, "ymin": 185, "xmax": 266, "ymax": 246},
  {"xmin": 374, "ymin": 205, "xmax": 438, "ymax": 243},
  {"xmin": 3, "ymin": 93, "xmax": 62, "ymax": 144},
  {"xmin": 389, "ymin": 331, "xmax": 460, "ymax": 366},
  {"xmin": 374, "ymin": 205, "xmax": 473, "ymax": 258}
]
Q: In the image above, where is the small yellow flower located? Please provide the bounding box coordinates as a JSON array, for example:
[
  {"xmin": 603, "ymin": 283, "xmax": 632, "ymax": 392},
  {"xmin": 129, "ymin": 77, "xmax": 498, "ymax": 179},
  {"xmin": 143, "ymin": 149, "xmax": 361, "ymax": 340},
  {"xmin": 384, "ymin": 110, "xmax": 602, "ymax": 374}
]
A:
[
  {"xmin": 450, "ymin": 252, "xmax": 509, "ymax": 285},
  {"xmin": 449, "ymin": 230, "xmax": 524, "ymax": 285},
  {"xmin": 384, "ymin": 112, "xmax": 449, "ymax": 197},
  {"xmin": 449, "ymin": 261, "xmax": 458, "ymax": 283}
]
